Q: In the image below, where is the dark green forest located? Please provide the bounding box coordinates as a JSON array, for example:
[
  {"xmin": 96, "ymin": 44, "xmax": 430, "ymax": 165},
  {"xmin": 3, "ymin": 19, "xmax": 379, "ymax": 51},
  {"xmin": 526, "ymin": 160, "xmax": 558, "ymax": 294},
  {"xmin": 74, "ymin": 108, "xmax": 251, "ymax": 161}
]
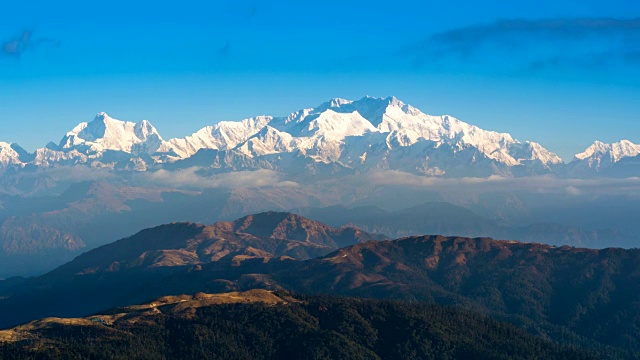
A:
[{"xmin": 0, "ymin": 294, "xmax": 624, "ymax": 360}]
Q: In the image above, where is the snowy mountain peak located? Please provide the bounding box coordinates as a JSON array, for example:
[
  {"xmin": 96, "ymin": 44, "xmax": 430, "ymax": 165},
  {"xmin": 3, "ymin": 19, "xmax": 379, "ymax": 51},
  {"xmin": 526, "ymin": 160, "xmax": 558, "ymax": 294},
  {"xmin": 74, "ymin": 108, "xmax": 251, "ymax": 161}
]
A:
[
  {"xmin": 59, "ymin": 113, "xmax": 163, "ymax": 154},
  {"xmin": 574, "ymin": 140, "xmax": 640, "ymax": 166},
  {"xmin": 159, "ymin": 115, "xmax": 272, "ymax": 159},
  {"xmin": 0, "ymin": 142, "xmax": 26, "ymax": 166},
  {"xmin": 574, "ymin": 141, "xmax": 608, "ymax": 161},
  {"xmin": 237, "ymin": 125, "xmax": 296, "ymax": 158},
  {"xmin": 385, "ymin": 95, "xmax": 403, "ymax": 107},
  {"xmin": 134, "ymin": 119, "xmax": 159, "ymax": 140},
  {"xmin": 252, "ymin": 96, "xmax": 563, "ymax": 169},
  {"xmin": 513, "ymin": 141, "xmax": 564, "ymax": 166},
  {"xmin": 326, "ymin": 98, "xmax": 353, "ymax": 108},
  {"xmin": 0, "ymin": 97, "xmax": 570, "ymax": 176}
]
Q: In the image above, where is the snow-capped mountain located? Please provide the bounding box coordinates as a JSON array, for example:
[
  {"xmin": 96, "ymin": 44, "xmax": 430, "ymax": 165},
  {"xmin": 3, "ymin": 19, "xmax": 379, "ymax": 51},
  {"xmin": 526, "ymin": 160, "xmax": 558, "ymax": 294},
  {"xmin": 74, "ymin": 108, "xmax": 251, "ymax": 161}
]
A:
[
  {"xmin": 568, "ymin": 140, "xmax": 640, "ymax": 176},
  {"xmin": 211, "ymin": 96, "xmax": 563, "ymax": 176},
  {"xmin": 56, "ymin": 112, "xmax": 164, "ymax": 156},
  {"xmin": 573, "ymin": 140, "xmax": 640, "ymax": 169},
  {"xmin": 293, "ymin": 96, "xmax": 562, "ymax": 169},
  {"xmin": 0, "ymin": 143, "xmax": 28, "ymax": 167},
  {"xmin": 158, "ymin": 116, "xmax": 272, "ymax": 159},
  {"xmin": 0, "ymin": 96, "xmax": 582, "ymax": 177}
]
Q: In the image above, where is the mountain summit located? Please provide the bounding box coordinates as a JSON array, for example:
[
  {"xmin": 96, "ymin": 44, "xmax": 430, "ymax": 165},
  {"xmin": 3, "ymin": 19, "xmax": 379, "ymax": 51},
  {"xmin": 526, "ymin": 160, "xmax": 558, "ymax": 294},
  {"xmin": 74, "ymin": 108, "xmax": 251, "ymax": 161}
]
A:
[
  {"xmin": 0, "ymin": 97, "xmax": 574, "ymax": 177},
  {"xmin": 4, "ymin": 97, "xmax": 640, "ymax": 177},
  {"xmin": 57, "ymin": 112, "xmax": 164, "ymax": 155},
  {"xmin": 571, "ymin": 140, "xmax": 640, "ymax": 174},
  {"xmin": 49, "ymin": 211, "xmax": 386, "ymax": 277},
  {"xmin": 0, "ymin": 142, "xmax": 28, "ymax": 166}
]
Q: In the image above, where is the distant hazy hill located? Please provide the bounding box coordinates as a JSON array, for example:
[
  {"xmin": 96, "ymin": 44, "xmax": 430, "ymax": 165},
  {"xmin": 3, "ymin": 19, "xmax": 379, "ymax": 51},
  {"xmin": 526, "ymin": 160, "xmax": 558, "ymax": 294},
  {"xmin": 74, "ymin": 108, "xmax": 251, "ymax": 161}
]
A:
[
  {"xmin": 0, "ymin": 181, "xmax": 234, "ymax": 277},
  {"xmin": 294, "ymin": 203, "xmax": 637, "ymax": 248}
]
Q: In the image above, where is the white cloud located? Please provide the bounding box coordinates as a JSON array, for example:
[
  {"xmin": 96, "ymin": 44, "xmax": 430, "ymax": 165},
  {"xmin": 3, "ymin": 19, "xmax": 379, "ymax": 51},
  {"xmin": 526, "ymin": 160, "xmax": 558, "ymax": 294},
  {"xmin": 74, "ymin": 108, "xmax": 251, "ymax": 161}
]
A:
[
  {"xmin": 138, "ymin": 167, "xmax": 300, "ymax": 189},
  {"xmin": 361, "ymin": 170, "xmax": 640, "ymax": 196}
]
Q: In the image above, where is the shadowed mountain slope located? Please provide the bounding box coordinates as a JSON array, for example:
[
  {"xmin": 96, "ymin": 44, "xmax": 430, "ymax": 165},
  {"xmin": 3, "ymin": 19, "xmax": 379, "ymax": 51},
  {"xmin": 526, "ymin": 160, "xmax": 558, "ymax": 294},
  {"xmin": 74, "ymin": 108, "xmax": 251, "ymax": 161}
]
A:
[{"xmin": 51, "ymin": 211, "xmax": 386, "ymax": 276}]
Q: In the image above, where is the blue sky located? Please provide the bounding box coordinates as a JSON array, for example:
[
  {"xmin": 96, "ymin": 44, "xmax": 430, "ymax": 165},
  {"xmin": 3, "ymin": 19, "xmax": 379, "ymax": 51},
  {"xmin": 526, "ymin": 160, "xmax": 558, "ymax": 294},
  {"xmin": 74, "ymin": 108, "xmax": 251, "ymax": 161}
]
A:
[{"xmin": 1, "ymin": 0, "xmax": 639, "ymax": 160}]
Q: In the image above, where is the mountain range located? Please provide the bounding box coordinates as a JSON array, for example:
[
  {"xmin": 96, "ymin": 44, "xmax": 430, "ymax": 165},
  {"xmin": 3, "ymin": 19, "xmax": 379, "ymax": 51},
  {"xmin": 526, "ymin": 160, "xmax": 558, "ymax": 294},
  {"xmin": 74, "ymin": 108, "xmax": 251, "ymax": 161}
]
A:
[
  {"xmin": 1, "ymin": 212, "xmax": 640, "ymax": 357},
  {"xmin": 1, "ymin": 96, "xmax": 638, "ymax": 178}
]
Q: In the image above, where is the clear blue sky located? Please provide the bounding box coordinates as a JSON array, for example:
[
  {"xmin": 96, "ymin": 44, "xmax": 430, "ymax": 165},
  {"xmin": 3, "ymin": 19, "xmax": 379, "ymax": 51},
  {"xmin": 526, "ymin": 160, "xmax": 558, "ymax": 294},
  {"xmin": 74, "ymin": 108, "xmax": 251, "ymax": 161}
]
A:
[{"xmin": 1, "ymin": 0, "xmax": 639, "ymax": 160}]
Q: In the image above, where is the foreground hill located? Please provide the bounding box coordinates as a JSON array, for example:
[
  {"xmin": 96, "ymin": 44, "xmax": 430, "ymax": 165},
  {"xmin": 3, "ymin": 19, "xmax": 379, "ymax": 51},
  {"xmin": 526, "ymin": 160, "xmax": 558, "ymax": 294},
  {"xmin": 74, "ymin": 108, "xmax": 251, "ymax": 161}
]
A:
[
  {"xmin": 271, "ymin": 236, "xmax": 640, "ymax": 352},
  {"xmin": 0, "ymin": 290, "xmax": 609, "ymax": 360},
  {"xmin": 1, "ymin": 214, "xmax": 640, "ymax": 354},
  {"xmin": 0, "ymin": 212, "xmax": 385, "ymax": 327}
]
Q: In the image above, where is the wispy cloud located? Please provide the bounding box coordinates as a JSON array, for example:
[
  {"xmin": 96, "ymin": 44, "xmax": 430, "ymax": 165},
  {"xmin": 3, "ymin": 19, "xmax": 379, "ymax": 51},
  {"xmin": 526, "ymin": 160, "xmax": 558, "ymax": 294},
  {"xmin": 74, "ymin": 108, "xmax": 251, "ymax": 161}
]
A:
[
  {"xmin": 407, "ymin": 18, "xmax": 640, "ymax": 72},
  {"xmin": 1, "ymin": 30, "xmax": 60, "ymax": 59},
  {"xmin": 139, "ymin": 168, "xmax": 300, "ymax": 189},
  {"xmin": 363, "ymin": 170, "xmax": 640, "ymax": 197}
]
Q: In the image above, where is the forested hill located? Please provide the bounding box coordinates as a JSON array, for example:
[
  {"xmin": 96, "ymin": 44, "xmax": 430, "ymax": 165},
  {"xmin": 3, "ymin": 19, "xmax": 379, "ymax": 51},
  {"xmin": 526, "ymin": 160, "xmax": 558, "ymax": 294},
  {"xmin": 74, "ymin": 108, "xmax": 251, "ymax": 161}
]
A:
[{"xmin": 0, "ymin": 290, "xmax": 616, "ymax": 360}]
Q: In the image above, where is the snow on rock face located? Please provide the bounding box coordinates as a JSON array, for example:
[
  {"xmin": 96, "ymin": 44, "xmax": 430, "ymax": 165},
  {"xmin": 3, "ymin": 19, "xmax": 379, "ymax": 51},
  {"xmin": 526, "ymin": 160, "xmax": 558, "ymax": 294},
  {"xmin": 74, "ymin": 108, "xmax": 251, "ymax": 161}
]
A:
[
  {"xmin": 32, "ymin": 148, "xmax": 87, "ymax": 167},
  {"xmin": 510, "ymin": 142, "xmax": 564, "ymax": 166},
  {"xmin": 159, "ymin": 116, "xmax": 272, "ymax": 158},
  {"xmin": 272, "ymin": 109, "xmax": 378, "ymax": 140},
  {"xmin": 59, "ymin": 113, "xmax": 163, "ymax": 155},
  {"xmin": 237, "ymin": 126, "xmax": 297, "ymax": 157},
  {"xmin": 0, "ymin": 142, "xmax": 25, "ymax": 167},
  {"xmin": 572, "ymin": 140, "xmax": 640, "ymax": 171},
  {"xmin": 159, "ymin": 96, "xmax": 563, "ymax": 172},
  {"xmin": 277, "ymin": 96, "xmax": 563, "ymax": 169},
  {"xmin": 4, "ymin": 97, "xmax": 566, "ymax": 176}
]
